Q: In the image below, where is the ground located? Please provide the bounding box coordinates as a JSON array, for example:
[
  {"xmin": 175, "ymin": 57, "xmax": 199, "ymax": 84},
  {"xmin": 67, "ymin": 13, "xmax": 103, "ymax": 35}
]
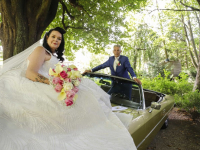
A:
[{"xmin": 147, "ymin": 107, "xmax": 200, "ymax": 150}]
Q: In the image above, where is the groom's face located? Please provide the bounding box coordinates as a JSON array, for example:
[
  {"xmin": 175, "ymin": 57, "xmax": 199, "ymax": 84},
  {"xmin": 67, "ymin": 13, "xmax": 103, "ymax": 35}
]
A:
[{"xmin": 113, "ymin": 46, "xmax": 121, "ymax": 57}]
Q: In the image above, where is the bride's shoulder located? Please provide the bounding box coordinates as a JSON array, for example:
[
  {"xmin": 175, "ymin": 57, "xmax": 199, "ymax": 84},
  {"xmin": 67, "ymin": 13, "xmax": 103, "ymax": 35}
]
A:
[
  {"xmin": 34, "ymin": 46, "xmax": 46, "ymax": 52},
  {"xmin": 32, "ymin": 46, "xmax": 47, "ymax": 55},
  {"xmin": 28, "ymin": 46, "xmax": 47, "ymax": 59}
]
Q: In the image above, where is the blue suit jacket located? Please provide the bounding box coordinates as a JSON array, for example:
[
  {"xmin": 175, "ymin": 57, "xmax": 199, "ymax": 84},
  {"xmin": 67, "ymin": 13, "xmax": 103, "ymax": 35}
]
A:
[{"xmin": 92, "ymin": 55, "xmax": 136, "ymax": 79}]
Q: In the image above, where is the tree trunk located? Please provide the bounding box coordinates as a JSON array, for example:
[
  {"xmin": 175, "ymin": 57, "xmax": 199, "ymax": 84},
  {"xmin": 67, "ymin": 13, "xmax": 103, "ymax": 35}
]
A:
[
  {"xmin": 181, "ymin": 15, "xmax": 198, "ymax": 68},
  {"xmin": 185, "ymin": 51, "xmax": 188, "ymax": 69},
  {"xmin": 190, "ymin": 0, "xmax": 200, "ymax": 91},
  {"xmin": 187, "ymin": 15, "xmax": 199, "ymax": 62},
  {"xmin": 132, "ymin": 49, "xmax": 137, "ymax": 70},
  {"xmin": 193, "ymin": 48, "xmax": 200, "ymax": 91},
  {"xmin": 0, "ymin": 0, "xmax": 58, "ymax": 60}
]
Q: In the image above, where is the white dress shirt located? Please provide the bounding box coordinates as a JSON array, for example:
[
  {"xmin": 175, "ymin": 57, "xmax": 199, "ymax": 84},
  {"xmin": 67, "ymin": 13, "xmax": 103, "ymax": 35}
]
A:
[{"xmin": 113, "ymin": 56, "xmax": 120, "ymax": 71}]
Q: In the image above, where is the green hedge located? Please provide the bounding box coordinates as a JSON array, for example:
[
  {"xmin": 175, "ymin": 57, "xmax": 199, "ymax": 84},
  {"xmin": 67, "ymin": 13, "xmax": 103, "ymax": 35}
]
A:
[{"xmin": 141, "ymin": 70, "xmax": 199, "ymax": 118}]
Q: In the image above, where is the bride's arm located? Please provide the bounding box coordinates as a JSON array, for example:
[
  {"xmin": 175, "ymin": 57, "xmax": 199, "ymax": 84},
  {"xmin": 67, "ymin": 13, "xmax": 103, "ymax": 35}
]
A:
[{"xmin": 25, "ymin": 47, "xmax": 50, "ymax": 84}]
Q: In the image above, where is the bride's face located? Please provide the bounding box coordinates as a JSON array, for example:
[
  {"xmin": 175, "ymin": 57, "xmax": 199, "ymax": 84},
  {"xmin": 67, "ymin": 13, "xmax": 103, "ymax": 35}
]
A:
[{"xmin": 47, "ymin": 31, "xmax": 62, "ymax": 53}]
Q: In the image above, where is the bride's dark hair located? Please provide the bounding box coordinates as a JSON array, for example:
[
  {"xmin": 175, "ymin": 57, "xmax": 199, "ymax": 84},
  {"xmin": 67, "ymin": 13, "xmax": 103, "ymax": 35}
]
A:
[{"xmin": 43, "ymin": 27, "xmax": 66, "ymax": 62}]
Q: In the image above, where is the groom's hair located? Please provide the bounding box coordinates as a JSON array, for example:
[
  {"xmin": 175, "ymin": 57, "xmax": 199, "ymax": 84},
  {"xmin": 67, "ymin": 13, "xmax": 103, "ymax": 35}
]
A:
[{"xmin": 114, "ymin": 44, "xmax": 121, "ymax": 51}]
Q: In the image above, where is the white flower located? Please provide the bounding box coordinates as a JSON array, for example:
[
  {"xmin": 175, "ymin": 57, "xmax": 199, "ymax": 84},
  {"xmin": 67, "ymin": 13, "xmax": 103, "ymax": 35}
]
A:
[
  {"xmin": 73, "ymin": 71, "xmax": 82, "ymax": 78},
  {"xmin": 70, "ymin": 70, "xmax": 82, "ymax": 79},
  {"xmin": 63, "ymin": 82, "xmax": 73, "ymax": 91},
  {"xmin": 115, "ymin": 60, "xmax": 119, "ymax": 65},
  {"xmin": 70, "ymin": 71, "xmax": 77, "ymax": 79},
  {"xmin": 73, "ymin": 80, "xmax": 80, "ymax": 86}
]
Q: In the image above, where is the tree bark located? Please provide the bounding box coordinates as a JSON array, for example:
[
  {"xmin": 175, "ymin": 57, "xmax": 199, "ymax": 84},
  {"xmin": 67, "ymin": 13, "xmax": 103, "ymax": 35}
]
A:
[
  {"xmin": 0, "ymin": 0, "xmax": 58, "ymax": 60},
  {"xmin": 187, "ymin": 15, "xmax": 199, "ymax": 62},
  {"xmin": 193, "ymin": 48, "xmax": 200, "ymax": 91},
  {"xmin": 156, "ymin": 0, "xmax": 168, "ymax": 60},
  {"xmin": 181, "ymin": 14, "xmax": 198, "ymax": 68},
  {"xmin": 185, "ymin": 51, "xmax": 188, "ymax": 69},
  {"xmin": 133, "ymin": 53, "xmax": 137, "ymax": 71}
]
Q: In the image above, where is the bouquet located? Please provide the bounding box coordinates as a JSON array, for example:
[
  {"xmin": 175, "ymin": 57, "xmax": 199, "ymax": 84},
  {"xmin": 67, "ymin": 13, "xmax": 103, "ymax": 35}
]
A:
[{"xmin": 49, "ymin": 63, "xmax": 82, "ymax": 107}]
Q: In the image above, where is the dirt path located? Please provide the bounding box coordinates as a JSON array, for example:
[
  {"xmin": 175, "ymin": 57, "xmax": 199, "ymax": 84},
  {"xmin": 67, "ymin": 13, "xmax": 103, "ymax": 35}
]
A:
[{"xmin": 147, "ymin": 107, "xmax": 200, "ymax": 150}]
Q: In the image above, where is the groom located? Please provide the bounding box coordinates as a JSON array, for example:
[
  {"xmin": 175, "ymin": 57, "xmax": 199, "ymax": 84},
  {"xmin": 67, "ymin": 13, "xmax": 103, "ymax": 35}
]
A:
[{"xmin": 84, "ymin": 44, "xmax": 142, "ymax": 100}]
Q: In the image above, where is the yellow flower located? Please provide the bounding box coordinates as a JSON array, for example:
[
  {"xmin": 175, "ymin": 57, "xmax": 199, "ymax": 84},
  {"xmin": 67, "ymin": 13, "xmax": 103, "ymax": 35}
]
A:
[
  {"xmin": 58, "ymin": 89, "xmax": 66, "ymax": 100},
  {"xmin": 68, "ymin": 64, "xmax": 77, "ymax": 69},
  {"xmin": 49, "ymin": 68, "xmax": 59, "ymax": 77},
  {"xmin": 73, "ymin": 94, "xmax": 78, "ymax": 102},
  {"xmin": 55, "ymin": 63, "xmax": 63, "ymax": 74},
  {"xmin": 73, "ymin": 71, "xmax": 82, "ymax": 78}
]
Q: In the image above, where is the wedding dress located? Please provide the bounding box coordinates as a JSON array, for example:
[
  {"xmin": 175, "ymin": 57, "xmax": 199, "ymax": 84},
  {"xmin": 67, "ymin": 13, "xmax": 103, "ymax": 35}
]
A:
[{"xmin": 0, "ymin": 42, "xmax": 137, "ymax": 150}]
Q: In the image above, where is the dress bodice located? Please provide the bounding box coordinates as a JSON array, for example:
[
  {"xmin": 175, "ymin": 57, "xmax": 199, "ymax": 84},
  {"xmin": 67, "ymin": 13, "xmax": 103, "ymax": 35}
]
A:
[
  {"xmin": 38, "ymin": 52, "xmax": 59, "ymax": 78},
  {"xmin": 25, "ymin": 49, "xmax": 59, "ymax": 78}
]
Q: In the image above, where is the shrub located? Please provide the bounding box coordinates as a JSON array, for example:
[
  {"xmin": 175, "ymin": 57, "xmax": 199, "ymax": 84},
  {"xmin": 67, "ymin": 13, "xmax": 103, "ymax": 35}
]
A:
[
  {"xmin": 175, "ymin": 90, "xmax": 200, "ymax": 120},
  {"xmin": 141, "ymin": 69, "xmax": 177, "ymax": 95},
  {"xmin": 142, "ymin": 70, "xmax": 199, "ymax": 119}
]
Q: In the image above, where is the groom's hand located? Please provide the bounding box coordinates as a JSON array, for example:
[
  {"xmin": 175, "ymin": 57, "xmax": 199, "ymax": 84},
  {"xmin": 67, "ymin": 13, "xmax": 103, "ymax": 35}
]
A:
[
  {"xmin": 133, "ymin": 78, "xmax": 142, "ymax": 85},
  {"xmin": 82, "ymin": 70, "xmax": 91, "ymax": 75}
]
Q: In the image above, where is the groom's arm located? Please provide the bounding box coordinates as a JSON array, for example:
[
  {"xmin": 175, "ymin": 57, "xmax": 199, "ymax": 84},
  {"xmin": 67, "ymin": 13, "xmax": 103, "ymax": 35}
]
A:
[
  {"xmin": 124, "ymin": 57, "xmax": 142, "ymax": 85},
  {"xmin": 92, "ymin": 59, "xmax": 110, "ymax": 72}
]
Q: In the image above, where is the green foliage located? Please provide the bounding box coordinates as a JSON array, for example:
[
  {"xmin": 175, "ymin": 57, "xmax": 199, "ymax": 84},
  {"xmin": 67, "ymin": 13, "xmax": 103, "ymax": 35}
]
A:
[
  {"xmin": 175, "ymin": 90, "xmax": 200, "ymax": 113},
  {"xmin": 142, "ymin": 69, "xmax": 199, "ymax": 117},
  {"xmin": 187, "ymin": 67, "xmax": 197, "ymax": 79},
  {"xmin": 142, "ymin": 70, "xmax": 177, "ymax": 95},
  {"xmin": 142, "ymin": 70, "xmax": 193, "ymax": 95},
  {"xmin": 89, "ymin": 53, "xmax": 110, "ymax": 74},
  {"xmin": 45, "ymin": 0, "xmax": 147, "ymax": 60},
  {"xmin": 174, "ymin": 90, "xmax": 200, "ymax": 120}
]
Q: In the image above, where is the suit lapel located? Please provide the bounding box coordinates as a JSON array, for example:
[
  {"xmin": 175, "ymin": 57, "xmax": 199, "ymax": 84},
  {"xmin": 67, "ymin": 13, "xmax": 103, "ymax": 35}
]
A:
[{"xmin": 110, "ymin": 56, "xmax": 115, "ymax": 71}]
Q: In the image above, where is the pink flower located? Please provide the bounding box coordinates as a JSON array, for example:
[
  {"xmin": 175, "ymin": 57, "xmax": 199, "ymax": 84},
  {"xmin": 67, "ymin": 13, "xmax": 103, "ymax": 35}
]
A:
[
  {"xmin": 61, "ymin": 64, "xmax": 65, "ymax": 67},
  {"xmin": 52, "ymin": 69, "xmax": 56, "ymax": 72},
  {"xmin": 60, "ymin": 71, "xmax": 68, "ymax": 79},
  {"xmin": 74, "ymin": 68, "xmax": 78, "ymax": 71},
  {"xmin": 66, "ymin": 90, "xmax": 75, "ymax": 99},
  {"xmin": 67, "ymin": 68, "xmax": 71, "ymax": 71},
  {"xmin": 54, "ymin": 84, "xmax": 63, "ymax": 93},
  {"xmin": 59, "ymin": 80, "xmax": 64, "ymax": 85},
  {"xmin": 65, "ymin": 99, "xmax": 73, "ymax": 106},
  {"xmin": 53, "ymin": 77, "xmax": 62, "ymax": 84},
  {"xmin": 64, "ymin": 78, "xmax": 72, "ymax": 82},
  {"xmin": 78, "ymin": 78, "xmax": 81, "ymax": 82},
  {"xmin": 72, "ymin": 87, "xmax": 79, "ymax": 93}
]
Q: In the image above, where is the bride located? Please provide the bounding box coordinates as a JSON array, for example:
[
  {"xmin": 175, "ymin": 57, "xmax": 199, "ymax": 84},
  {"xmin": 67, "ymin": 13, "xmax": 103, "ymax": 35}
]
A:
[{"xmin": 0, "ymin": 27, "xmax": 137, "ymax": 150}]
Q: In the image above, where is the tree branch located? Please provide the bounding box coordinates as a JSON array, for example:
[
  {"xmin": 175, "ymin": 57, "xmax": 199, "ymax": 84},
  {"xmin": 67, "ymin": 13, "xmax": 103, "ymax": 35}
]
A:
[
  {"xmin": 144, "ymin": 8, "xmax": 199, "ymax": 14},
  {"xmin": 66, "ymin": 26, "xmax": 93, "ymax": 30},
  {"xmin": 66, "ymin": 25, "xmax": 108, "ymax": 33},
  {"xmin": 180, "ymin": 1, "xmax": 200, "ymax": 11},
  {"xmin": 68, "ymin": 0, "xmax": 92, "ymax": 17},
  {"xmin": 69, "ymin": 0, "xmax": 84, "ymax": 11},
  {"xmin": 58, "ymin": 0, "xmax": 75, "ymax": 20}
]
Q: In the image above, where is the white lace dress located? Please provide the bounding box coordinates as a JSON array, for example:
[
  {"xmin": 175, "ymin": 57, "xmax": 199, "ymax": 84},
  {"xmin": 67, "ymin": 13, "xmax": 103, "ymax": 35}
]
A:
[{"xmin": 0, "ymin": 49, "xmax": 137, "ymax": 150}]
